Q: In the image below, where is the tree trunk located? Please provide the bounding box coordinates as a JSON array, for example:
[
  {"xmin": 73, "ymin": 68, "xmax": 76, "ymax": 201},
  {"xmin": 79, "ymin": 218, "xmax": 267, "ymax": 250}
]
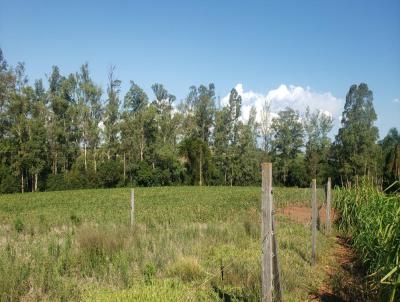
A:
[
  {"xmin": 140, "ymin": 128, "xmax": 144, "ymax": 161},
  {"xmin": 53, "ymin": 152, "xmax": 58, "ymax": 175},
  {"xmin": 230, "ymin": 164, "xmax": 233, "ymax": 187},
  {"xmin": 21, "ymin": 172, "xmax": 24, "ymax": 193},
  {"xmin": 94, "ymin": 148, "xmax": 97, "ymax": 173},
  {"xmin": 199, "ymin": 149, "xmax": 203, "ymax": 186},
  {"xmin": 123, "ymin": 152, "xmax": 126, "ymax": 182},
  {"xmin": 35, "ymin": 173, "xmax": 38, "ymax": 192},
  {"xmin": 84, "ymin": 140, "xmax": 87, "ymax": 172}
]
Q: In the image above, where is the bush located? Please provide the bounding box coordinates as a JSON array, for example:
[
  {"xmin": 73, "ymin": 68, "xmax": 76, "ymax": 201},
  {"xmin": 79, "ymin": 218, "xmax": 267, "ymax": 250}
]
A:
[
  {"xmin": 97, "ymin": 161, "xmax": 122, "ymax": 188},
  {"xmin": 135, "ymin": 161, "xmax": 155, "ymax": 187},
  {"xmin": 46, "ymin": 174, "xmax": 67, "ymax": 191},
  {"xmin": 0, "ymin": 174, "xmax": 19, "ymax": 194},
  {"xmin": 65, "ymin": 171, "xmax": 89, "ymax": 189}
]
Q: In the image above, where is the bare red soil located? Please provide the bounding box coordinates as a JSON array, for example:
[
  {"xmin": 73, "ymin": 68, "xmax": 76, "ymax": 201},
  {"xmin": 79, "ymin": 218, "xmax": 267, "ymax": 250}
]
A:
[{"xmin": 277, "ymin": 206, "xmax": 336, "ymax": 225}]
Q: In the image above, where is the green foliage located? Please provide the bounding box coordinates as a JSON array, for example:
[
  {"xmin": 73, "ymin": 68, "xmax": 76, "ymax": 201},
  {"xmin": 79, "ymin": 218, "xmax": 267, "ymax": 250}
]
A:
[
  {"xmin": 0, "ymin": 172, "xmax": 19, "ymax": 194},
  {"xmin": 143, "ymin": 262, "xmax": 157, "ymax": 284},
  {"xmin": 271, "ymin": 107, "xmax": 304, "ymax": 185},
  {"xmin": 380, "ymin": 128, "xmax": 400, "ymax": 189},
  {"xmin": 13, "ymin": 217, "xmax": 24, "ymax": 233},
  {"xmin": 333, "ymin": 83, "xmax": 379, "ymax": 182},
  {"xmin": 303, "ymin": 107, "xmax": 333, "ymax": 182},
  {"xmin": 97, "ymin": 160, "xmax": 122, "ymax": 188},
  {"xmin": 334, "ymin": 182, "xmax": 400, "ymax": 301},
  {"xmin": 0, "ymin": 47, "xmax": 397, "ymax": 191}
]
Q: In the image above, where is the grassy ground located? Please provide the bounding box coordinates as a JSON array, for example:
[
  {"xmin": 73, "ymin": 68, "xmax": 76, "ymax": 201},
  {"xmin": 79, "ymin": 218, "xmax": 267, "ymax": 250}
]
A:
[{"xmin": 0, "ymin": 186, "xmax": 333, "ymax": 301}]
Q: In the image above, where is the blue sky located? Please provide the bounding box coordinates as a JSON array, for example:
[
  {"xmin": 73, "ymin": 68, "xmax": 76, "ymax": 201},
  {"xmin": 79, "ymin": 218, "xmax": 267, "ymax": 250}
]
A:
[{"xmin": 1, "ymin": 0, "xmax": 399, "ymax": 137}]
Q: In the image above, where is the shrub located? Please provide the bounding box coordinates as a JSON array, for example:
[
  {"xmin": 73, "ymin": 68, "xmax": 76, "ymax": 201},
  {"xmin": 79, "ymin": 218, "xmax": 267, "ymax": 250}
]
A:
[
  {"xmin": 13, "ymin": 218, "xmax": 24, "ymax": 233},
  {"xmin": 136, "ymin": 161, "xmax": 155, "ymax": 186},
  {"xmin": 0, "ymin": 174, "xmax": 19, "ymax": 194},
  {"xmin": 65, "ymin": 170, "xmax": 89, "ymax": 190},
  {"xmin": 97, "ymin": 161, "xmax": 122, "ymax": 188},
  {"xmin": 46, "ymin": 174, "xmax": 67, "ymax": 191}
]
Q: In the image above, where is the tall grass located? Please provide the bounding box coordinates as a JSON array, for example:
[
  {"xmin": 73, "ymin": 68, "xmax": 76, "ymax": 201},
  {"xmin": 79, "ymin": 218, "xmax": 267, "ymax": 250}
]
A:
[{"xmin": 334, "ymin": 181, "xmax": 400, "ymax": 301}]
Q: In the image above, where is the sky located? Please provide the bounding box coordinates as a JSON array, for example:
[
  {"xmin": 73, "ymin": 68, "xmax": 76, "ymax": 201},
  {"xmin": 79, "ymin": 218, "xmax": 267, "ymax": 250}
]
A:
[{"xmin": 1, "ymin": 0, "xmax": 399, "ymax": 138}]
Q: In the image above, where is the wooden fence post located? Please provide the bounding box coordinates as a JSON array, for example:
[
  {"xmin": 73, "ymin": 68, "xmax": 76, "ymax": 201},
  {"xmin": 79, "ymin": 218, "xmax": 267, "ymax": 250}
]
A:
[
  {"xmin": 311, "ymin": 179, "xmax": 317, "ymax": 266},
  {"xmin": 326, "ymin": 177, "xmax": 331, "ymax": 234},
  {"xmin": 130, "ymin": 189, "xmax": 135, "ymax": 228},
  {"xmin": 261, "ymin": 163, "xmax": 273, "ymax": 302}
]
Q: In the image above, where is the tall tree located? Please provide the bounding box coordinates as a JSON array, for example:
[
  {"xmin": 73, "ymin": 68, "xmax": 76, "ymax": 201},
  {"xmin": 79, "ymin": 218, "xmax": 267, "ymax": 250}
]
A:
[
  {"xmin": 213, "ymin": 106, "xmax": 231, "ymax": 184},
  {"xmin": 271, "ymin": 107, "xmax": 304, "ymax": 185},
  {"xmin": 77, "ymin": 63, "xmax": 102, "ymax": 172},
  {"xmin": 380, "ymin": 128, "xmax": 400, "ymax": 187},
  {"xmin": 180, "ymin": 84, "xmax": 215, "ymax": 185},
  {"xmin": 303, "ymin": 107, "xmax": 333, "ymax": 181},
  {"xmin": 332, "ymin": 83, "xmax": 379, "ymax": 184},
  {"xmin": 104, "ymin": 66, "xmax": 121, "ymax": 160},
  {"xmin": 121, "ymin": 81, "xmax": 149, "ymax": 181},
  {"xmin": 28, "ymin": 80, "xmax": 48, "ymax": 191},
  {"xmin": 260, "ymin": 99, "xmax": 272, "ymax": 157},
  {"xmin": 8, "ymin": 63, "xmax": 30, "ymax": 192}
]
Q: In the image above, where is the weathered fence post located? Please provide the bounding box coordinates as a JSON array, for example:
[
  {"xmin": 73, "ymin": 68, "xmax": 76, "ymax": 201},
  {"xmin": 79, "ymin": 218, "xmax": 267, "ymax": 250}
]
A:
[
  {"xmin": 326, "ymin": 177, "xmax": 331, "ymax": 234},
  {"xmin": 261, "ymin": 163, "xmax": 273, "ymax": 302},
  {"xmin": 311, "ymin": 179, "xmax": 317, "ymax": 266},
  {"xmin": 130, "ymin": 189, "xmax": 135, "ymax": 228}
]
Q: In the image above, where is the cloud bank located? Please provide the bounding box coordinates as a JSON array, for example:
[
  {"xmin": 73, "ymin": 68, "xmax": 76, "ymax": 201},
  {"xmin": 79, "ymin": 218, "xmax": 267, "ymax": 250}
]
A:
[{"xmin": 221, "ymin": 84, "xmax": 343, "ymax": 125}]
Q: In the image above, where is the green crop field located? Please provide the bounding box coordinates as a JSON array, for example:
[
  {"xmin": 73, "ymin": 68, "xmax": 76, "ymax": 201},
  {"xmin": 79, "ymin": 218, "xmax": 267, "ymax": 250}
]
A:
[{"xmin": 0, "ymin": 186, "xmax": 332, "ymax": 301}]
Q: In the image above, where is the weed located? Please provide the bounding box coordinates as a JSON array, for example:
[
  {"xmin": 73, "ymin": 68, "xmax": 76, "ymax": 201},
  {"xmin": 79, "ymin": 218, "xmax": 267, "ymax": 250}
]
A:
[{"xmin": 13, "ymin": 217, "xmax": 24, "ymax": 233}]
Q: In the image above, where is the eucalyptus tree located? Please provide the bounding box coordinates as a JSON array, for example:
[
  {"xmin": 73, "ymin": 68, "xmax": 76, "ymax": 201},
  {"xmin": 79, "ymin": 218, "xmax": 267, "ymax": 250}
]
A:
[
  {"xmin": 28, "ymin": 79, "xmax": 48, "ymax": 191},
  {"xmin": 8, "ymin": 63, "xmax": 30, "ymax": 192},
  {"xmin": 260, "ymin": 99, "xmax": 272, "ymax": 158},
  {"xmin": 180, "ymin": 84, "xmax": 215, "ymax": 185},
  {"xmin": 121, "ymin": 81, "xmax": 149, "ymax": 181},
  {"xmin": 271, "ymin": 107, "xmax": 304, "ymax": 185},
  {"xmin": 151, "ymin": 83, "xmax": 178, "ymax": 174},
  {"xmin": 332, "ymin": 83, "xmax": 379, "ymax": 184},
  {"xmin": 77, "ymin": 63, "xmax": 102, "ymax": 172},
  {"xmin": 213, "ymin": 106, "xmax": 231, "ymax": 184},
  {"xmin": 380, "ymin": 128, "xmax": 400, "ymax": 187},
  {"xmin": 103, "ymin": 66, "xmax": 121, "ymax": 161},
  {"xmin": 303, "ymin": 107, "xmax": 333, "ymax": 181}
]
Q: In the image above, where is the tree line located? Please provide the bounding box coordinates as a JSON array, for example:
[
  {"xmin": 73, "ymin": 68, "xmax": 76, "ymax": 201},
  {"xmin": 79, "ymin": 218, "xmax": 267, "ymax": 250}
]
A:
[{"xmin": 0, "ymin": 49, "xmax": 399, "ymax": 193}]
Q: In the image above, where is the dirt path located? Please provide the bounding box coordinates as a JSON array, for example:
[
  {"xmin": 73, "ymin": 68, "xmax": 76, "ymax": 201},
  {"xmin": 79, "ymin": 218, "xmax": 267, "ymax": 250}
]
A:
[
  {"xmin": 277, "ymin": 205, "xmax": 336, "ymax": 225},
  {"xmin": 278, "ymin": 206, "xmax": 370, "ymax": 302}
]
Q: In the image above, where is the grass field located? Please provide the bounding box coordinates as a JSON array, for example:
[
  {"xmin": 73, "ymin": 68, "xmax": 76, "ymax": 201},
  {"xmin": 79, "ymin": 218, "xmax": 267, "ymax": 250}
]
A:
[{"xmin": 0, "ymin": 186, "xmax": 333, "ymax": 301}]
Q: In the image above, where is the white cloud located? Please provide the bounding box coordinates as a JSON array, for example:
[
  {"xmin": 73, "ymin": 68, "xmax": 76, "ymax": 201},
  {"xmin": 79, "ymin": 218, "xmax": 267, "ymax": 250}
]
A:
[
  {"xmin": 393, "ymin": 98, "xmax": 400, "ymax": 103},
  {"xmin": 221, "ymin": 83, "xmax": 343, "ymax": 125}
]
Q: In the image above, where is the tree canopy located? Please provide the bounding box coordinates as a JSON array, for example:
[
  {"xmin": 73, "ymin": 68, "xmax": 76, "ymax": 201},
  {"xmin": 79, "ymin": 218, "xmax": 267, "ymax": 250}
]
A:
[{"xmin": 0, "ymin": 49, "xmax": 395, "ymax": 193}]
